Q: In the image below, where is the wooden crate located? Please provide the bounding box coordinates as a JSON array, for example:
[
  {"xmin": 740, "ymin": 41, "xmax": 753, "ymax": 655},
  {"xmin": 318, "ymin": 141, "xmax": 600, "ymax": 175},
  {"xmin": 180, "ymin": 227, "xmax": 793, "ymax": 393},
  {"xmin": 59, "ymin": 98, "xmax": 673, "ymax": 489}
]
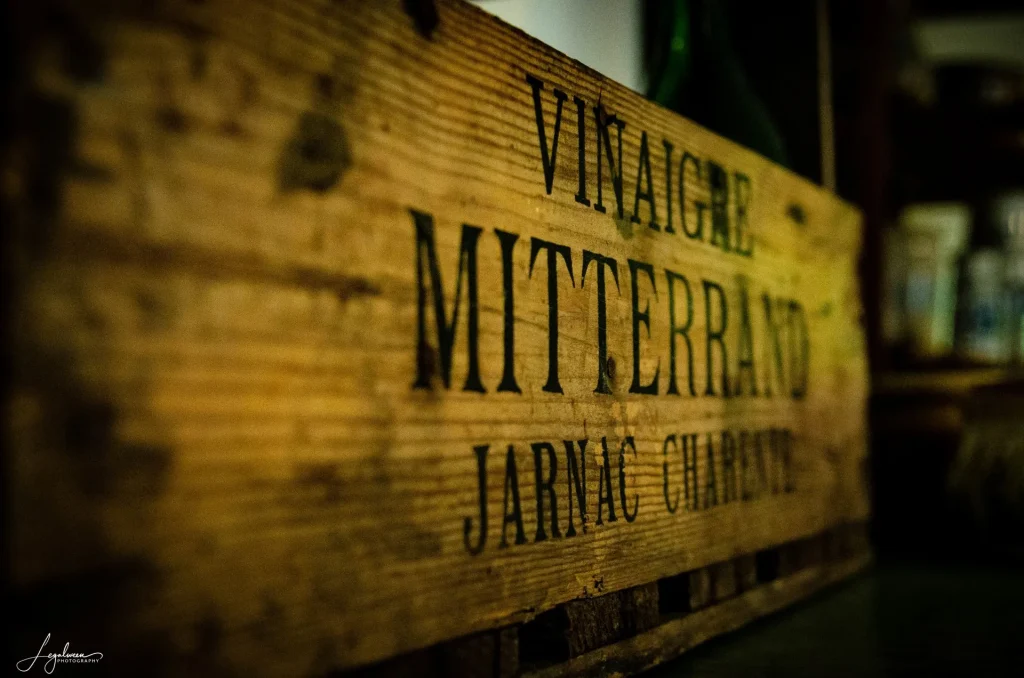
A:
[{"xmin": 5, "ymin": 0, "xmax": 869, "ymax": 675}]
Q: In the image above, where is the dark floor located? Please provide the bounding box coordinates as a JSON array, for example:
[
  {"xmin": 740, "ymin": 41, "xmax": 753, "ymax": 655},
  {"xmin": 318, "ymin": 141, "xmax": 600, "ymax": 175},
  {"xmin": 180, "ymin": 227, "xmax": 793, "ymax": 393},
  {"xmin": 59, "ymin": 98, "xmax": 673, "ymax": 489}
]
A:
[{"xmin": 645, "ymin": 561, "xmax": 1024, "ymax": 677}]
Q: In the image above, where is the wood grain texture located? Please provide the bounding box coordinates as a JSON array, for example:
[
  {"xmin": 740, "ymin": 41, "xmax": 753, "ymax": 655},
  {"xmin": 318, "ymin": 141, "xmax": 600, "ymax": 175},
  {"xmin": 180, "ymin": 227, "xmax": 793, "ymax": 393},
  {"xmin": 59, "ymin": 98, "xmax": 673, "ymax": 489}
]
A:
[{"xmin": 5, "ymin": 0, "xmax": 868, "ymax": 674}]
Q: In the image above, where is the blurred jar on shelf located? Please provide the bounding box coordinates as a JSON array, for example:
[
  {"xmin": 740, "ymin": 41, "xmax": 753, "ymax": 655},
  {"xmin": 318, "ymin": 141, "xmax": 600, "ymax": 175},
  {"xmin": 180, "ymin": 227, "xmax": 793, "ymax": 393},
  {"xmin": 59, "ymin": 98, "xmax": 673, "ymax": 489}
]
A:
[
  {"xmin": 996, "ymin": 191, "xmax": 1024, "ymax": 363},
  {"xmin": 960, "ymin": 249, "xmax": 1012, "ymax": 364},
  {"xmin": 883, "ymin": 203, "xmax": 970, "ymax": 360},
  {"xmin": 957, "ymin": 191, "xmax": 1024, "ymax": 365}
]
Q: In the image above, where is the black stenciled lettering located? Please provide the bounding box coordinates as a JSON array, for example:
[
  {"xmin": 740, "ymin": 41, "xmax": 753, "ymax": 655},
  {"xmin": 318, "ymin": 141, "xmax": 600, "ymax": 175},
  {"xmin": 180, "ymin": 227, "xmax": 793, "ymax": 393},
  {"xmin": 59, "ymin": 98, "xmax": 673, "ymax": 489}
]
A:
[
  {"xmin": 496, "ymin": 230, "xmax": 521, "ymax": 393},
  {"xmin": 526, "ymin": 73, "xmax": 567, "ymax": 195},
  {"xmin": 703, "ymin": 279, "xmax": 730, "ymax": 397},
  {"xmin": 529, "ymin": 238, "xmax": 575, "ymax": 394},
  {"xmin": 411, "ymin": 210, "xmax": 485, "ymax": 393},
  {"xmin": 596, "ymin": 436, "xmax": 618, "ymax": 525},
  {"xmin": 735, "ymin": 280, "xmax": 758, "ymax": 396},
  {"xmin": 619, "ymin": 437, "xmax": 640, "ymax": 522},
  {"xmin": 721, "ymin": 431, "xmax": 737, "ymax": 503},
  {"xmin": 763, "ymin": 294, "xmax": 786, "ymax": 397},
  {"xmin": 593, "ymin": 105, "xmax": 625, "ymax": 218},
  {"xmin": 500, "ymin": 445, "xmax": 527, "ymax": 547},
  {"xmin": 663, "ymin": 435, "xmax": 680, "ymax": 514},
  {"xmin": 574, "ymin": 96, "xmax": 591, "ymax": 206},
  {"xmin": 632, "ymin": 131, "xmax": 659, "ymax": 230},
  {"xmin": 666, "ymin": 269, "xmax": 696, "ymax": 396},
  {"xmin": 464, "ymin": 444, "xmax": 489, "ymax": 555},
  {"xmin": 532, "ymin": 442, "xmax": 561, "ymax": 542},
  {"xmin": 629, "ymin": 259, "xmax": 660, "ymax": 395},
  {"xmin": 582, "ymin": 251, "xmax": 620, "ymax": 394},
  {"xmin": 789, "ymin": 301, "xmax": 810, "ymax": 400},
  {"xmin": 708, "ymin": 160, "xmax": 730, "ymax": 252},
  {"xmin": 682, "ymin": 433, "xmax": 699, "ymax": 511},
  {"xmin": 734, "ymin": 172, "xmax": 753, "ymax": 256},
  {"xmin": 704, "ymin": 432, "xmax": 718, "ymax": 509},
  {"xmin": 663, "ymin": 140, "xmax": 675, "ymax": 233},
  {"xmin": 565, "ymin": 439, "xmax": 588, "ymax": 536},
  {"xmin": 680, "ymin": 152, "xmax": 706, "ymax": 240}
]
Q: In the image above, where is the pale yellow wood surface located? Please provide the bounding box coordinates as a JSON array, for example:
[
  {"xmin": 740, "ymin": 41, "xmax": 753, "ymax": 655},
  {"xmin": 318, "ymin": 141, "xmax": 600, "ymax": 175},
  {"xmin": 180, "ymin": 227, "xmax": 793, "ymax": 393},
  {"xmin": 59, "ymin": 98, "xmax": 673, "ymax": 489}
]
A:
[{"xmin": 7, "ymin": 0, "xmax": 868, "ymax": 674}]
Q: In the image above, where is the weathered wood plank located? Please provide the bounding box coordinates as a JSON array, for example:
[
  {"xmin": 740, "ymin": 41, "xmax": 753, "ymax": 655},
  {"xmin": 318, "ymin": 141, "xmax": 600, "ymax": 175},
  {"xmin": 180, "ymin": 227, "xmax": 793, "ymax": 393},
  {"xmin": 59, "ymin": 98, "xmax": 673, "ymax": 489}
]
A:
[
  {"xmin": 522, "ymin": 552, "xmax": 872, "ymax": 678},
  {"xmin": 6, "ymin": 0, "xmax": 869, "ymax": 674}
]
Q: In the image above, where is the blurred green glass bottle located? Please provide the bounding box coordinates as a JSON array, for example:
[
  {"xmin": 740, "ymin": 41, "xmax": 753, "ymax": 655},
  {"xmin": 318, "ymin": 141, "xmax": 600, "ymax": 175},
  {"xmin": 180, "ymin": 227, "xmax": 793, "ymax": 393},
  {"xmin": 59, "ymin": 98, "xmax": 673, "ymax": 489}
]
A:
[{"xmin": 646, "ymin": 0, "xmax": 788, "ymax": 166}]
